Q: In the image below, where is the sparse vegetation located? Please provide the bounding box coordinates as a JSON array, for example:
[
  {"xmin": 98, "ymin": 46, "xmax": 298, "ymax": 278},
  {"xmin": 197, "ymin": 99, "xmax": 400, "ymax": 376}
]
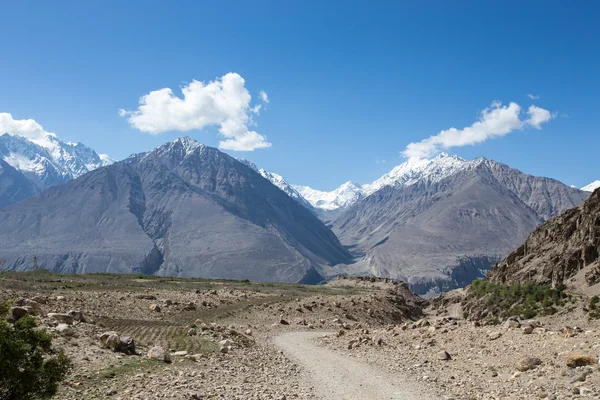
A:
[
  {"xmin": 467, "ymin": 279, "xmax": 570, "ymax": 319},
  {"xmin": 588, "ymin": 295, "xmax": 600, "ymax": 319},
  {"xmin": 0, "ymin": 302, "xmax": 72, "ymax": 400}
]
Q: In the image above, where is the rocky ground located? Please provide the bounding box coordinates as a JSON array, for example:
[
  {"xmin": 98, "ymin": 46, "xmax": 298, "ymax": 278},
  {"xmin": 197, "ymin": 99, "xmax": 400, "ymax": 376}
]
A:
[{"xmin": 2, "ymin": 272, "xmax": 600, "ymax": 399}]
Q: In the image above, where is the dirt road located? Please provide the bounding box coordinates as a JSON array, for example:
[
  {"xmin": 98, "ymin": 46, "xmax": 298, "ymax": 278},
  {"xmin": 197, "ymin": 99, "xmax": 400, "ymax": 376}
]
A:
[{"xmin": 273, "ymin": 331, "xmax": 436, "ymax": 400}]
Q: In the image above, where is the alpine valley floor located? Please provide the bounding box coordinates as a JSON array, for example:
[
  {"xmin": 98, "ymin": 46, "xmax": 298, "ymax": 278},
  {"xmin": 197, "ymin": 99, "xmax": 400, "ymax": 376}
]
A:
[{"xmin": 2, "ymin": 272, "xmax": 600, "ymax": 399}]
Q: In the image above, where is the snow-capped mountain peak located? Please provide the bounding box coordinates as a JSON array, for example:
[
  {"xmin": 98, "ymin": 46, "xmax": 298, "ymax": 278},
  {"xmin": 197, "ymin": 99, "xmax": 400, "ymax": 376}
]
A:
[
  {"xmin": 293, "ymin": 181, "xmax": 364, "ymax": 211},
  {"xmin": 0, "ymin": 132, "xmax": 113, "ymax": 190},
  {"xmin": 582, "ymin": 180, "xmax": 600, "ymax": 192},
  {"xmin": 294, "ymin": 153, "xmax": 476, "ymax": 211}
]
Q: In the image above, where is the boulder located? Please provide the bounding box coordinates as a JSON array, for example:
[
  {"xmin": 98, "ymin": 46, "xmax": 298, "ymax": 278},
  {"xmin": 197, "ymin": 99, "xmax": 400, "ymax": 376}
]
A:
[
  {"xmin": 566, "ymin": 355, "xmax": 597, "ymax": 368},
  {"xmin": 149, "ymin": 304, "xmax": 161, "ymax": 312},
  {"xmin": 68, "ymin": 310, "xmax": 87, "ymax": 323},
  {"xmin": 279, "ymin": 319, "xmax": 289, "ymax": 325},
  {"xmin": 438, "ymin": 350, "xmax": 452, "ymax": 361},
  {"xmin": 148, "ymin": 346, "xmax": 171, "ymax": 363},
  {"xmin": 47, "ymin": 313, "xmax": 74, "ymax": 325},
  {"xmin": 98, "ymin": 331, "xmax": 135, "ymax": 355},
  {"xmin": 522, "ymin": 325, "xmax": 534, "ymax": 334},
  {"xmin": 10, "ymin": 306, "xmax": 29, "ymax": 321},
  {"xmin": 488, "ymin": 332, "xmax": 502, "ymax": 341},
  {"xmin": 55, "ymin": 323, "xmax": 76, "ymax": 337},
  {"xmin": 16, "ymin": 299, "xmax": 43, "ymax": 316},
  {"xmin": 516, "ymin": 357, "xmax": 542, "ymax": 372},
  {"xmin": 504, "ymin": 318, "xmax": 521, "ymax": 329},
  {"xmin": 183, "ymin": 302, "xmax": 197, "ymax": 311}
]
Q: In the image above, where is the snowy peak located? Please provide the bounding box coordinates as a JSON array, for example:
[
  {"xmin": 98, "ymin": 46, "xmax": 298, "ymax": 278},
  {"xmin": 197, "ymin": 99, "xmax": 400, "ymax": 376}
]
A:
[
  {"xmin": 363, "ymin": 153, "xmax": 469, "ymax": 195},
  {"xmin": 294, "ymin": 181, "xmax": 364, "ymax": 211},
  {"xmin": 582, "ymin": 180, "xmax": 600, "ymax": 192},
  {"xmin": 0, "ymin": 132, "xmax": 113, "ymax": 190},
  {"xmin": 295, "ymin": 153, "xmax": 475, "ymax": 211}
]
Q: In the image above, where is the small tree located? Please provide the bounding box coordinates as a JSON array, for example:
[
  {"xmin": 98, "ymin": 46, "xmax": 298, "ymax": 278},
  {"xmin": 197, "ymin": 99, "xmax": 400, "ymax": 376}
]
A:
[{"xmin": 0, "ymin": 302, "xmax": 72, "ymax": 400}]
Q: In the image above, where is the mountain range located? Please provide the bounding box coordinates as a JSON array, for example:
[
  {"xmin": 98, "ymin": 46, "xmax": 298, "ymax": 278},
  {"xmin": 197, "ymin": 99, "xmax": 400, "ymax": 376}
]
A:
[
  {"xmin": 0, "ymin": 137, "xmax": 350, "ymax": 282},
  {"xmin": 0, "ymin": 132, "xmax": 596, "ymax": 293},
  {"xmin": 0, "ymin": 132, "xmax": 112, "ymax": 207}
]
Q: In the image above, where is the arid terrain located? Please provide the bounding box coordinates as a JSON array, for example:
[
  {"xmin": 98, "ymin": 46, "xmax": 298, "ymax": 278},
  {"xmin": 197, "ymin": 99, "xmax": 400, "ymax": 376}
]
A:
[{"xmin": 2, "ymin": 272, "xmax": 600, "ymax": 399}]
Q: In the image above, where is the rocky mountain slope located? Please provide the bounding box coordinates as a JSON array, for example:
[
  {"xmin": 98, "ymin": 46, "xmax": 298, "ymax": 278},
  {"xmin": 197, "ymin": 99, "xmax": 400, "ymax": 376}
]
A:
[
  {"xmin": 487, "ymin": 187, "xmax": 600, "ymax": 287},
  {"xmin": 0, "ymin": 133, "xmax": 112, "ymax": 205},
  {"xmin": 0, "ymin": 137, "xmax": 350, "ymax": 282},
  {"xmin": 238, "ymin": 159, "xmax": 314, "ymax": 211},
  {"xmin": 331, "ymin": 157, "xmax": 589, "ymax": 295},
  {"xmin": 0, "ymin": 158, "xmax": 38, "ymax": 208}
]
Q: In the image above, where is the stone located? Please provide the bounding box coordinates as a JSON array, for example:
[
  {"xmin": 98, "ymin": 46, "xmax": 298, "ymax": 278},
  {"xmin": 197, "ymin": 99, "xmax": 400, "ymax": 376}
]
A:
[
  {"xmin": 488, "ymin": 332, "xmax": 502, "ymax": 341},
  {"xmin": 47, "ymin": 313, "xmax": 74, "ymax": 325},
  {"xmin": 245, "ymin": 328, "xmax": 253, "ymax": 336},
  {"xmin": 149, "ymin": 304, "xmax": 161, "ymax": 312},
  {"xmin": 183, "ymin": 302, "xmax": 197, "ymax": 311},
  {"xmin": 116, "ymin": 336, "xmax": 136, "ymax": 355},
  {"xmin": 10, "ymin": 306, "xmax": 29, "ymax": 321},
  {"xmin": 279, "ymin": 319, "xmax": 289, "ymax": 325},
  {"xmin": 187, "ymin": 328, "xmax": 197, "ymax": 336},
  {"xmin": 16, "ymin": 299, "xmax": 43, "ymax": 315},
  {"xmin": 148, "ymin": 346, "xmax": 171, "ymax": 363},
  {"xmin": 565, "ymin": 355, "xmax": 597, "ymax": 368},
  {"xmin": 68, "ymin": 310, "xmax": 87, "ymax": 323},
  {"xmin": 438, "ymin": 350, "xmax": 452, "ymax": 361},
  {"xmin": 56, "ymin": 323, "xmax": 76, "ymax": 337},
  {"xmin": 522, "ymin": 325, "xmax": 534, "ymax": 334},
  {"xmin": 516, "ymin": 357, "xmax": 542, "ymax": 372},
  {"xmin": 504, "ymin": 318, "xmax": 521, "ymax": 329}
]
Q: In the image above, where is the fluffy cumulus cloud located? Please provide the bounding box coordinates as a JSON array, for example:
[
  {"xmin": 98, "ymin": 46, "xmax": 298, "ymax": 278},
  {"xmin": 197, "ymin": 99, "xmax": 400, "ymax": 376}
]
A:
[
  {"xmin": 119, "ymin": 73, "xmax": 271, "ymax": 151},
  {"xmin": 402, "ymin": 101, "xmax": 554, "ymax": 159},
  {"xmin": 0, "ymin": 112, "xmax": 57, "ymax": 148}
]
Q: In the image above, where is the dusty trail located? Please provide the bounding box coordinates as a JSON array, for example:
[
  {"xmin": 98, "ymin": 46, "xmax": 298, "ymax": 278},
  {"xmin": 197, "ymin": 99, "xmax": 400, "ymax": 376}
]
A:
[{"xmin": 273, "ymin": 331, "xmax": 436, "ymax": 400}]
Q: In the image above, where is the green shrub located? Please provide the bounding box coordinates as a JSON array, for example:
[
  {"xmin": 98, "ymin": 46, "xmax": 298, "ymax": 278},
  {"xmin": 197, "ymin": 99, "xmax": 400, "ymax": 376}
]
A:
[
  {"xmin": 0, "ymin": 302, "xmax": 72, "ymax": 399},
  {"xmin": 468, "ymin": 279, "xmax": 568, "ymax": 320}
]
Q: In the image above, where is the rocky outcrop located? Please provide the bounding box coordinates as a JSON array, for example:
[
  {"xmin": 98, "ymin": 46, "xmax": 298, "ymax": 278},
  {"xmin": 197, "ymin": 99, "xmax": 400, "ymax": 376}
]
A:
[{"xmin": 487, "ymin": 188, "xmax": 600, "ymax": 286}]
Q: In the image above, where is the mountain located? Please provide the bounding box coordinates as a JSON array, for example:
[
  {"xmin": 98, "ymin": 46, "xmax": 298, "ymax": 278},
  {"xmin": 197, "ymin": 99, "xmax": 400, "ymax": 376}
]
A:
[
  {"xmin": 237, "ymin": 159, "xmax": 314, "ymax": 211},
  {"xmin": 294, "ymin": 182, "xmax": 365, "ymax": 211},
  {"xmin": 0, "ymin": 137, "xmax": 350, "ymax": 283},
  {"xmin": 330, "ymin": 154, "xmax": 590, "ymax": 295},
  {"xmin": 582, "ymin": 180, "xmax": 600, "ymax": 192},
  {"xmin": 293, "ymin": 153, "xmax": 483, "ymax": 214},
  {"xmin": 0, "ymin": 133, "xmax": 112, "ymax": 197},
  {"xmin": 0, "ymin": 158, "xmax": 38, "ymax": 208},
  {"xmin": 487, "ymin": 187, "xmax": 599, "ymax": 288}
]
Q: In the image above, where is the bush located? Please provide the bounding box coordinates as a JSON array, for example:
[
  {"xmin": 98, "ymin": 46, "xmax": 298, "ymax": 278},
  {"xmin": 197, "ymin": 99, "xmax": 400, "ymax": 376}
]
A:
[
  {"xmin": 0, "ymin": 302, "xmax": 72, "ymax": 400},
  {"xmin": 468, "ymin": 279, "xmax": 569, "ymax": 319}
]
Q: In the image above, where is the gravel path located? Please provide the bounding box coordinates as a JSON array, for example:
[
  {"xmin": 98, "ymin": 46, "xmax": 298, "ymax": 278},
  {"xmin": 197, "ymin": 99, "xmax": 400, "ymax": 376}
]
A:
[{"xmin": 273, "ymin": 332, "xmax": 436, "ymax": 400}]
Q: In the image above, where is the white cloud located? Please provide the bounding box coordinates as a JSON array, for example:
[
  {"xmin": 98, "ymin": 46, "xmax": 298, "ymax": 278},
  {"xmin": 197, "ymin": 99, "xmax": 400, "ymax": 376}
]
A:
[
  {"xmin": 402, "ymin": 101, "xmax": 554, "ymax": 158},
  {"xmin": 260, "ymin": 90, "xmax": 269, "ymax": 103},
  {"xmin": 526, "ymin": 105, "xmax": 553, "ymax": 128},
  {"xmin": 120, "ymin": 72, "xmax": 271, "ymax": 151},
  {"xmin": 0, "ymin": 112, "xmax": 57, "ymax": 148},
  {"xmin": 527, "ymin": 94, "xmax": 540, "ymax": 99}
]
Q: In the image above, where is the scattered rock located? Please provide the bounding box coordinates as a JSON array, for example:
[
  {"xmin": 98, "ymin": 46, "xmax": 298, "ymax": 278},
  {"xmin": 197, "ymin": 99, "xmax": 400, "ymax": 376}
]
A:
[
  {"xmin": 187, "ymin": 328, "xmax": 197, "ymax": 336},
  {"xmin": 516, "ymin": 357, "xmax": 542, "ymax": 372},
  {"xmin": 566, "ymin": 355, "xmax": 597, "ymax": 368},
  {"xmin": 10, "ymin": 306, "xmax": 29, "ymax": 321},
  {"xmin": 488, "ymin": 332, "xmax": 502, "ymax": 341},
  {"xmin": 522, "ymin": 325, "xmax": 534, "ymax": 334},
  {"xmin": 55, "ymin": 323, "xmax": 76, "ymax": 336},
  {"xmin": 47, "ymin": 312, "xmax": 74, "ymax": 325},
  {"xmin": 149, "ymin": 304, "xmax": 161, "ymax": 312},
  {"xmin": 279, "ymin": 319, "xmax": 289, "ymax": 325},
  {"xmin": 148, "ymin": 346, "xmax": 171, "ymax": 363},
  {"xmin": 135, "ymin": 294, "xmax": 157, "ymax": 300},
  {"xmin": 438, "ymin": 350, "xmax": 452, "ymax": 361}
]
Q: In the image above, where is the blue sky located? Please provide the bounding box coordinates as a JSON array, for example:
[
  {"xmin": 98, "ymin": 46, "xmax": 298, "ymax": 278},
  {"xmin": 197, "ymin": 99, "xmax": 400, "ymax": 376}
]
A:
[{"xmin": 0, "ymin": 1, "xmax": 598, "ymax": 190}]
